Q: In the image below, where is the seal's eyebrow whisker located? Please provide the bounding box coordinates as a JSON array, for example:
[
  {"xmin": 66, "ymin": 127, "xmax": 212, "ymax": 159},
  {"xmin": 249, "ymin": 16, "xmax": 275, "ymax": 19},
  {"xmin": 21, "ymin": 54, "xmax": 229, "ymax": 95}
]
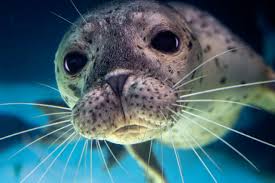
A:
[
  {"xmin": 9, "ymin": 124, "xmax": 73, "ymax": 160},
  {"xmin": 168, "ymin": 108, "xmax": 259, "ymax": 171},
  {"xmin": 70, "ymin": 0, "xmax": 88, "ymax": 24},
  {"xmin": 96, "ymin": 140, "xmax": 115, "ymax": 183},
  {"xmin": 38, "ymin": 132, "xmax": 77, "ymax": 183},
  {"xmin": 20, "ymin": 132, "xmax": 76, "ymax": 183},
  {"xmin": 179, "ymin": 80, "xmax": 275, "ymax": 99},
  {"xmin": 0, "ymin": 119, "xmax": 71, "ymax": 141},
  {"xmin": 174, "ymin": 75, "xmax": 207, "ymax": 90},
  {"xmin": 173, "ymin": 47, "xmax": 245, "ymax": 88},
  {"xmin": 36, "ymin": 82, "xmax": 78, "ymax": 102},
  {"xmin": 0, "ymin": 102, "xmax": 72, "ymax": 111},
  {"xmin": 61, "ymin": 135, "xmax": 82, "ymax": 183},
  {"xmin": 103, "ymin": 140, "xmax": 129, "ymax": 175},
  {"xmin": 50, "ymin": 11, "xmax": 78, "ymax": 27},
  {"xmin": 180, "ymin": 107, "xmax": 275, "ymax": 149},
  {"xmin": 74, "ymin": 139, "xmax": 88, "ymax": 182},
  {"xmin": 182, "ymin": 131, "xmax": 218, "ymax": 183},
  {"xmin": 177, "ymin": 99, "xmax": 259, "ymax": 110}
]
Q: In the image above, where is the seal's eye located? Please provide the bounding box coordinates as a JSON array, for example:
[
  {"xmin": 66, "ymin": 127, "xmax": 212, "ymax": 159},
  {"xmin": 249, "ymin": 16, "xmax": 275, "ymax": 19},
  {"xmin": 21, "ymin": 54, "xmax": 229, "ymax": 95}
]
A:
[
  {"xmin": 64, "ymin": 52, "xmax": 88, "ymax": 75},
  {"xmin": 151, "ymin": 31, "xmax": 180, "ymax": 53}
]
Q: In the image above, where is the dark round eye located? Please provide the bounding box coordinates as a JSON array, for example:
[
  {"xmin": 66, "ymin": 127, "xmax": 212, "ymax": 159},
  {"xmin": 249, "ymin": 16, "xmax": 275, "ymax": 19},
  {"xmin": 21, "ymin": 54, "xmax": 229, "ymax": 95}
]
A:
[
  {"xmin": 151, "ymin": 31, "xmax": 180, "ymax": 53},
  {"xmin": 64, "ymin": 52, "xmax": 88, "ymax": 75}
]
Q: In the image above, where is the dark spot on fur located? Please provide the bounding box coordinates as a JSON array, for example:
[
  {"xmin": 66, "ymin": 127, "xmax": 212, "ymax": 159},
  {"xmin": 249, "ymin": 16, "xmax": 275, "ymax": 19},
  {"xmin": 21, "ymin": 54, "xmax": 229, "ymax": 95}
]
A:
[{"xmin": 68, "ymin": 84, "xmax": 81, "ymax": 97}]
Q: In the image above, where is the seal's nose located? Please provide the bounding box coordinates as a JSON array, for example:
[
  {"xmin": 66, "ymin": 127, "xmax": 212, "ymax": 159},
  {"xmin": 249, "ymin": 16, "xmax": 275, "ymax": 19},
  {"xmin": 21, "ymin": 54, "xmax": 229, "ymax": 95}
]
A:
[{"xmin": 105, "ymin": 73, "xmax": 130, "ymax": 97}]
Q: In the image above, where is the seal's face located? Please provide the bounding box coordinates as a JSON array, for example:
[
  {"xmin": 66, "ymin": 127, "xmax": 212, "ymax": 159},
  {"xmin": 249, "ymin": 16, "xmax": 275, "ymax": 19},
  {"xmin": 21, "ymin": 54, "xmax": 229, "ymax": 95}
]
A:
[{"xmin": 55, "ymin": 1, "xmax": 202, "ymax": 144}]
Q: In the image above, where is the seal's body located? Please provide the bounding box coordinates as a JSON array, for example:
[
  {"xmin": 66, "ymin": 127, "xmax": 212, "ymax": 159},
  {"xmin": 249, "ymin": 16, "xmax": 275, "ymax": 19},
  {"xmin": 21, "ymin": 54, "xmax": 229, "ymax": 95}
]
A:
[{"xmin": 54, "ymin": 1, "xmax": 275, "ymax": 182}]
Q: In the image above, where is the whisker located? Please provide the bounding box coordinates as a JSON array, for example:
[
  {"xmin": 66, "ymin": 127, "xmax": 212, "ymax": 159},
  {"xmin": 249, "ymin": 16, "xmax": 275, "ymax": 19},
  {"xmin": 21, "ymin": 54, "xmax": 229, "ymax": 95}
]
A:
[
  {"xmin": 36, "ymin": 82, "xmax": 77, "ymax": 102},
  {"xmin": 60, "ymin": 135, "xmax": 81, "ymax": 183},
  {"xmin": 173, "ymin": 47, "xmax": 244, "ymax": 88},
  {"xmin": 33, "ymin": 112, "xmax": 72, "ymax": 119},
  {"xmin": 74, "ymin": 139, "xmax": 88, "ymax": 183},
  {"xmin": 174, "ymin": 75, "xmax": 207, "ymax": 90},
  {"xmin": 177, "ymin": 99, "xmax": 259, "ymax": 110},
  {"xmin": 20, "ymin": 132, "xmax": 75, "ymax": 183},
  {"xmin": 172, "ymin": 104, "xmax": 209, "ymax": 115},
  {"xmin": 0, "ymin": 102, "xmax": 71, "ymax": 111},
  {"xmin": 48, "ymin": 127, "xmax": 75, "ymax": 149},
  {"xmin": 174, "ymin": 89, "xmax": 194, "ymax": 94},
  {"xmin": 182, "ymin": 131, "xmax": 218, "ymax": 183},
  {"xmin": 70, "ymin": 0, "xmax": 87, "ymax": 23},
  {"xmin": 96, "ymin": 140, "xmax": 115, "ymax": 183},
  {"xmin": 181, "ymin": 108, "xmax": 275, "ymax": 149},
  {"xmin": 36, "ymin": 82, "xmax": 60, "ymax": 93},
  {"xmin": 147, "ymin": 140, "xmax": 153, "ymax": 180},
  {"xmin": 50, "ymin": 11, "xmax": 77, "ymax": 27},
  {"xmin": 103, "ymin": 140, "xmax": 129, "ymax": 174},
  {"xmin": 9, "ymin": 124, "xmax": 73, "ymax": 159},
  {"xmin": 38, "ymin": 133, "xmax": 77, "ymax": 183},
  {"xmin": 90, "ymin": 140, "xmax": 93, "ymax": 183},
  {"xmin": 171, "ymin": 136, "xmax": 185, "ymax": 183},
  {"xmin": 168, "ymin": 108, "xmax": 259, "ymax": 171},
  {"xmin": 0, "ymin": 119, "xmax": 71, "ymax": 141},
  {"xmin": 186, "ymin": 131, "xmax": 221, "ymax": 172},
  {"xmin": 84, "ymin": 139, "xmax": 89, "ymax": 177},
  {"xmin": 179, "ymin": 80, "xmax": 275, "ymax": 99}
]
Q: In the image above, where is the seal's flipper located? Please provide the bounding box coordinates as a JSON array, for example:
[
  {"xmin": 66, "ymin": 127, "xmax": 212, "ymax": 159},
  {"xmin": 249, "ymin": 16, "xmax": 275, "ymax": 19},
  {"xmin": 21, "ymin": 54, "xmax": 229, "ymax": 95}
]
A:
[{"xmin": 126, "ymin": 142, "xmax": 166, "ymax": 183}]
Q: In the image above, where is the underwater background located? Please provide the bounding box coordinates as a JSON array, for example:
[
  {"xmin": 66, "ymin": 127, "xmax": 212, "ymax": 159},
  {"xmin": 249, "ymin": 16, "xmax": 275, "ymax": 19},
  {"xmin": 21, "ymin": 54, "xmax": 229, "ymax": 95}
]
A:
[{"xmin": 0, "ymin": 0, "xmax": 275, "ymax": 182}]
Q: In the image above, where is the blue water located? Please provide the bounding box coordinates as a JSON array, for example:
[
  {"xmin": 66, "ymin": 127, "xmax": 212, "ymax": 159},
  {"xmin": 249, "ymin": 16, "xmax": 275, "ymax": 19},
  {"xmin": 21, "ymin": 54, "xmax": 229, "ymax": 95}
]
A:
[{"xmin": 0, "ymin": 0, "xmax": 275, "ymax": 182}]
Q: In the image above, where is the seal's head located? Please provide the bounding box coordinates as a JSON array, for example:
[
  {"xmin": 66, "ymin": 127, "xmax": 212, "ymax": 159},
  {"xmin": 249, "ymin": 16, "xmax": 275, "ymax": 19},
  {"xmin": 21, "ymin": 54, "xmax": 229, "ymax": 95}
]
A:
[{"xmin": 54, "ymin": 0, "xmax": 202, "ymax": 144}]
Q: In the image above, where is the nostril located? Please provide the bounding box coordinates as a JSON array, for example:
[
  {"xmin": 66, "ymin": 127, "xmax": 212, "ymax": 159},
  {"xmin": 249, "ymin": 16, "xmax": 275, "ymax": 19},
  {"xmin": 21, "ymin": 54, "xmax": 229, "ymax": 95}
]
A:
[{"xmin": 105, "ymin": 73, "xmax": 130, "ymax": 97}]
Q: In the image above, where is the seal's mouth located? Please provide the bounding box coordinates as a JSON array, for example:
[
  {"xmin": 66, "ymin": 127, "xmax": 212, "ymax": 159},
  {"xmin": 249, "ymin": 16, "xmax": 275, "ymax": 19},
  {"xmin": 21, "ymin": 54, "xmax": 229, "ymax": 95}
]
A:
[{"xmin": 72, "ymin": 73, "xmax": 178, "ymax": 144}]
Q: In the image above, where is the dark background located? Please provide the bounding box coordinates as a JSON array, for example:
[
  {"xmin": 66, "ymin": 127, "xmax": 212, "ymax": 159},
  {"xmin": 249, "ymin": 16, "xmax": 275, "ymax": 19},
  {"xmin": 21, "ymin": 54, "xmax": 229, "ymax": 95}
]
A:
[{"xmin": 0, "ymin": 0, "xmax": 274, "ymax": 84}]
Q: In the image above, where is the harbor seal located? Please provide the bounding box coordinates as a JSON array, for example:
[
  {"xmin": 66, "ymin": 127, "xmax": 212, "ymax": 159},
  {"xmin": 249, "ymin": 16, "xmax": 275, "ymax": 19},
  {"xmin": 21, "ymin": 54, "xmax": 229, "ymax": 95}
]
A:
[{"xmin": 54, "ymin": 0, "xmax": 275, "ymax": 182}]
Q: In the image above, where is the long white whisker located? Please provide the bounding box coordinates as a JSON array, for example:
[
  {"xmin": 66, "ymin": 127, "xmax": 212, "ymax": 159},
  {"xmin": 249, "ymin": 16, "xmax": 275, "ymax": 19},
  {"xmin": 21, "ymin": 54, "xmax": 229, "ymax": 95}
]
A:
[
  {"xmin": 50, "ymin": 11, "xmax": 77, "ymax": 27},
  {"xmin": 180, "ymin": 80, "xmax": 275, "ymax": 99},
  {"xmin": 103, "ymin": 140, "xmax": 129, "ymax": 174},
  {"xmin": 48, "ymin": 127, "xmax": 75, "ymax": 149},
  {"xmin": 0, "ymin": 119, "xmax": 71, "ymax": 141},
  {"xmin": 173, "ymin": 47, "xmax": 244, "ymax": 88},
  {"xmin": 0, "ymin": 102, "xmax": 71, "ymax": 111},
  {"xmin": 181, "ymin": 108, "xmax": 275, "ymax": 149},
  {"xmin": 172, "ymin": 104, "xmax": 209, "ymax": 115},
  {"xmin": 36, "ymin": 82, "xmax": 60, "ymax": 93},
  {"xmin": 174, "ymin": 75, "xmax": 207, "ymax": 90},
  {"xmin": 33, "ymin": 112, "xmax": 71, "ymax": 119},
  {"xmin": 84, "ymin": 139, "xmax": 89, "ymax": 177},
  {"xmin": 147, "ymin": 140, "xmax": 153, "ymax": 179},
  {"xmin": 90, "ymin": 140, "xmax": 93, "ymax": 183},
  {"xmin": 168, "ymin": 108, "xmax": 259, "ymax": 171},
  {"xmin": 74, "ymin": 140, "xmax": 88, "ymax": 183},
  {"xmin": 60, "ymin": 135, "xmax": 81, "ymax": 183},
  {"xmin": 9, "ymin": 124, "xmax": 73, "ymax": 159},
  {"xmin": 182, "ymin": 130, "xmax": 218, "ymax": 183},
  {"xmin": 38, "ymin": 133, "xmax": 77, "ymax": 183},
  {"xmin": 177, "ymin": 99, "xmax": 259, "ymax": 110},
  {"xmin": 186, "ymin": 131, "xmax": 221, "ymax": 172},
  {"xmin": 70, "ymin": 0, "xmax": 87, "ymax": 23},
  {"xmin": 20, "ymin": 132, "xmax": 75, "ymax": 183},
  {"xmin": 170, "ymin": 134, "xmax": 184, "ymax": 183},
  {"xmin": 97, "ymin": 141, "xmax": 115, "ymax": 183}
]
